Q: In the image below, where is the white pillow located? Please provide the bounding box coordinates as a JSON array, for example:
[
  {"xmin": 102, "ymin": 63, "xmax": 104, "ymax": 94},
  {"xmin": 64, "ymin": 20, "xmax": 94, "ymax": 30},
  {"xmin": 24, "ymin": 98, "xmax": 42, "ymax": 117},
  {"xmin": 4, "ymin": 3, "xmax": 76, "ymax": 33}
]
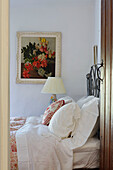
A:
[
  {"xmin": 89, "ymin": 117, "xmax": 100, "ymax": 138},
  {"xmin": 70, "ymin": 98, "xmax": 99, "ymax": 149},
  {"xmin": 61, "ymin": 98, "xmax": 99, "ymax": 150},
  {"xmin": 58, "ymin": 96, "xmax": 74, "ymax": 104},
  {"xmin": 48, "ymin": 102, "xmax": 81, "ymax": 139},
  {"xmin": 89, "ymin": 99, "xmax": 100, "ymax": 137},
  {"xmin": 77, "ymin": 96, "xmax": 94, "ymax": 108},
  {"xmin": 77, "ymin": 96, "xmax": 100, "ymax": 137}
]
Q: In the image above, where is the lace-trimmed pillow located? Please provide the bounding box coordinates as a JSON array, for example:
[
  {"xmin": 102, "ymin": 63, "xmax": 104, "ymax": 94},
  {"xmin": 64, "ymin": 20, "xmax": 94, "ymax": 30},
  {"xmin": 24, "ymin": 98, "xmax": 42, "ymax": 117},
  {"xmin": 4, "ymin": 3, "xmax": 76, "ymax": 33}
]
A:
[
  {"xmin": 42, "ymin": 100, "xmax": 65, "ymax": 126},
  {"xmin": 58, "ymin": 96, "xmax": 74, "ymax": 104}
]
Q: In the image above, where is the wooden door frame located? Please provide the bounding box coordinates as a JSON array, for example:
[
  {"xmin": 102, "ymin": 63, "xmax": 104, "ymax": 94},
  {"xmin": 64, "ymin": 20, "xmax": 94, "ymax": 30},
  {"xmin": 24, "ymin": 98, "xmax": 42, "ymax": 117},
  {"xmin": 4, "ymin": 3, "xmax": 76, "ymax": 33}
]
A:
[
  {"xmin": 100, "ymin": 0, "xmax": 113, "ymax": 169},
  {"xmin": 0, "ymin": 0, "xmax": 9, "ymax": 170},
  {"xmin": 0, "ymin": 0, "xmax": 112, "ymax": 170}
]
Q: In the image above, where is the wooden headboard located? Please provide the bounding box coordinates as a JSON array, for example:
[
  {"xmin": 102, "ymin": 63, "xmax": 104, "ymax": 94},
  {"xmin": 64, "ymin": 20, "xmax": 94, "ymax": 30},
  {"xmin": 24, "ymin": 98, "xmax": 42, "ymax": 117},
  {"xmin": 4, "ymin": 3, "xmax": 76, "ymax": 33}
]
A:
[{"xmin": 86, "ymin": 61, "xmax": 103, "ymax": 98}]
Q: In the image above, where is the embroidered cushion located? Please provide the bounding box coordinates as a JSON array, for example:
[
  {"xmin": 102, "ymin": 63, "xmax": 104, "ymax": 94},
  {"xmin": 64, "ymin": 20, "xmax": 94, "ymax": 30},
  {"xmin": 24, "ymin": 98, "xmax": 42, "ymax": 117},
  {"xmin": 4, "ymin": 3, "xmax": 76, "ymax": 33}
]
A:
[{"xmin": 42, "ymin": 100, "xmax": 65, "ymax": 125}]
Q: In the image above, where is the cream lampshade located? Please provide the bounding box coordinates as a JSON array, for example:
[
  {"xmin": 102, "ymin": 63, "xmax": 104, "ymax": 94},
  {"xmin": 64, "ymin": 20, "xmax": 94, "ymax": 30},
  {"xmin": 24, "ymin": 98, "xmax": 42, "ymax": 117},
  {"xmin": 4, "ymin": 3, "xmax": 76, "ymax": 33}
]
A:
[{"xmin": 41, "ymin": 77, "xmax": 66, "ymax": 101}]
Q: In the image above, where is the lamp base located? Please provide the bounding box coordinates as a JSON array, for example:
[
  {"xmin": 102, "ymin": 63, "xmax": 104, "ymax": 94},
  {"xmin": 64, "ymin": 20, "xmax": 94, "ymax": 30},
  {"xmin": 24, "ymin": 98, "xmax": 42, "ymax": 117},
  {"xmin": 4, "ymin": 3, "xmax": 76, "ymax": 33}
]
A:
[{"xmin": 50, "ymin": 94, "xmax": 57, "ymax": 104}]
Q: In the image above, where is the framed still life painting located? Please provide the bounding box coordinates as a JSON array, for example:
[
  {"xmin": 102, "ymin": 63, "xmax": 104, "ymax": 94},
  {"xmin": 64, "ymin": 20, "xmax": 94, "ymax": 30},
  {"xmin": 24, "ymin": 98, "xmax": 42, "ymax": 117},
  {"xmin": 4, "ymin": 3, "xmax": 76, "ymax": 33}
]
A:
[{"xmin": 16, "ymin": 32, "xmax": 61, "ymax": 84}]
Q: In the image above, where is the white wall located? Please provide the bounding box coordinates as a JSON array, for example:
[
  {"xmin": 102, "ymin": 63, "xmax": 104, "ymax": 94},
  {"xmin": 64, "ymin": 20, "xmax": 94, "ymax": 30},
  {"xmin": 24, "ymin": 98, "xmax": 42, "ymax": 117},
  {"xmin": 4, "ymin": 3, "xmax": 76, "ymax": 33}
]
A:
[{"xmin": 10, "ymin": 0, "xmax": 100, "ymax": 117}]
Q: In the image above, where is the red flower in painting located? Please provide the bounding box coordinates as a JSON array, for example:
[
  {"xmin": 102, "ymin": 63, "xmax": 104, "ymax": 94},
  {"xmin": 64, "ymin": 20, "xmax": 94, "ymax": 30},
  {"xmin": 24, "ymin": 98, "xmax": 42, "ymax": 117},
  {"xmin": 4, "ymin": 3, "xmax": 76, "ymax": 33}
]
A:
[
  {"xmin": 45, "ymin": 51, "xmax": 49, "ymax": 54},
  {"xmin": 40, "ymin": 46, "xmax": 44, "ymax": 52},
  {"xmin": 38, "ymin": 59, "xmax": 42, "ymax": 62},
  {"xmin": 52, "ymin": 51, "xmax": 55, "ymax": 56},
  {"xmin": 23, "ymin": 69, "xmax": 30, "ymax": 78},
  {"xmin": 33, "ymin": 61, "xmax": 38, "ymax": 67},
  {"xmin": 33, "ymin": 61, "xmax": 41, "ymax": 69},
  {"xmin": 24, "ymin": 63, "xmax": 33, "ymax": 71},
  {"xmin": 36, "ymin": 61, "xmax": 41, "ymax": 69},
  {"xmin": 35, "ymin": 56, "xmax": 38, "ymax": 60},
  {"xmin": 41, "ymin": 59, "xmax": 47, "ymax": 68},
  {"xmin": 44, "ymin": 47, "xmax": 47, "ymax": 52}
]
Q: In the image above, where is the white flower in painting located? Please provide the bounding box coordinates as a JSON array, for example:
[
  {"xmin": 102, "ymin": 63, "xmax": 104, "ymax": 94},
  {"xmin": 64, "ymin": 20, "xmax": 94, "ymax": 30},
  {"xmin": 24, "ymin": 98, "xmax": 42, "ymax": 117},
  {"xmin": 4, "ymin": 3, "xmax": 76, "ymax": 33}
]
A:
[
  {"xmin": 35, "ymin": 44, "xmax": 39, "ymax": 50},
  {"xmin": 33, "ymin": 50, "xmax": 36, "ymax": 55},
  {"xmin": 38, "ymin": 54, "xmax": 46, "ymax": 61}
]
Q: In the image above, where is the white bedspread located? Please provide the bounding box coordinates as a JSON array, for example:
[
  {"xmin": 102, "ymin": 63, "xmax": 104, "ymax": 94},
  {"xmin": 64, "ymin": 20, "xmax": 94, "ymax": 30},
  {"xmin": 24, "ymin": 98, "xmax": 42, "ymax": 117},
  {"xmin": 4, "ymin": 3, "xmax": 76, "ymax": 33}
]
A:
[
  {"xmin": 16, "ymin": 101, "xmax": 99, "ymax": 170},
  {"xmin": 16, "ymin": 117, "xmax": 73, "ymax": 170}
]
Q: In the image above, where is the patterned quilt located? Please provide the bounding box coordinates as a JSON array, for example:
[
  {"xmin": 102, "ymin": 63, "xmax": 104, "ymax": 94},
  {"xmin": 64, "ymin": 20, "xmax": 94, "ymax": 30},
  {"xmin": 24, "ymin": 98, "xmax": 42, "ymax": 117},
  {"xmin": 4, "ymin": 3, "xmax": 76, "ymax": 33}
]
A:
[{"xmin": 10, "ymin": 117, "xmax": 26, "ymax": 170}]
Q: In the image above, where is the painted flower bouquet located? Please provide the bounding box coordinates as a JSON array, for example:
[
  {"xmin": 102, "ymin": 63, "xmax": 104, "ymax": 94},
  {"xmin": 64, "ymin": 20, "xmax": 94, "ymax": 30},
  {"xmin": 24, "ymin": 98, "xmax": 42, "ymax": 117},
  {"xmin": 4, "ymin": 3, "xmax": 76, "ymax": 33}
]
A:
[{"xmin": 21, "ymin": 37, "xmax": 55, "ymax": 78}]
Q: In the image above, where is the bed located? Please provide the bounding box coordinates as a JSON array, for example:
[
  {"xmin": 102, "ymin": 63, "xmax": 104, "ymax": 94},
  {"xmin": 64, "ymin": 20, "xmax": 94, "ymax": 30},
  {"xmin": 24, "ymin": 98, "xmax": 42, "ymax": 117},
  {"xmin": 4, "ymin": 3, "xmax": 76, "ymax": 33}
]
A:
[
  {"xmin": 10, "ymin": 117, "xmax": 100, "ymax": 170},
  {"xmin": 10, "ymin": 64, "xmax": 101, "ymax": 170}
]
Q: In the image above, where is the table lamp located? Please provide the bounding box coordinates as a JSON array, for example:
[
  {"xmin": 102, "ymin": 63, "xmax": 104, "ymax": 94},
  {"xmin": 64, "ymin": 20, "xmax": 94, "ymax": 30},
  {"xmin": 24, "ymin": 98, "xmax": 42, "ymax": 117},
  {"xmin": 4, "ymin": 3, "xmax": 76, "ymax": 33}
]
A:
[{"xmin": 41, "ymin": 77, "xmax": 66, "ymax": 103}]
